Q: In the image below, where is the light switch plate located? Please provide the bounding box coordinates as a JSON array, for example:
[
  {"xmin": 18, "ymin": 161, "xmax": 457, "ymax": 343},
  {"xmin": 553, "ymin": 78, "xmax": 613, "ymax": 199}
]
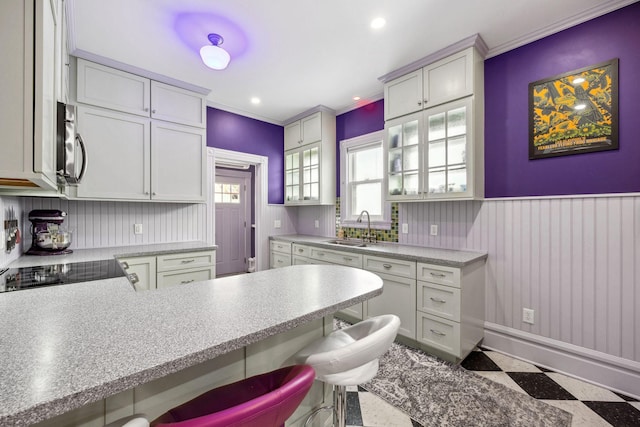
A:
[
  {"xmin": 314, "ymin": 220, "xmax": 319, "ymax": 228},
  {"xmin": 401, "ymin": 223, "xmax": 408, "ymax": 234},
  {"xmin": 134, "ymin": 224, "xmax": 143, "ymax": 235},
  {"xmin": 430, "ymin": 224, "xmax": 438, "ymax": 236},
  {"xmin": 274, "ymin": 219, "xmax": 281, "ymax": 229},
  {"xmin": 523, "ymin": 308, "xmax": 535, "ymax": 324}
]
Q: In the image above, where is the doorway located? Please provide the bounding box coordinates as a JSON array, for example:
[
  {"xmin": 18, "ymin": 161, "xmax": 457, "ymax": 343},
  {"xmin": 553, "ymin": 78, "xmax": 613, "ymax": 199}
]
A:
[{"xmin": 214, "ymin": 168, "xmax": 253, "ymax": 276}]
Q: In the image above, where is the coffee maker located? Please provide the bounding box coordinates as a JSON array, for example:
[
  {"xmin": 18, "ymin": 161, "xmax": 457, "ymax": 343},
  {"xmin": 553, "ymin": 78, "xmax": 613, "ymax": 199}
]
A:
[{"xmin": 25, "ymin": 210, "xmax": 73, "ymax": 255}]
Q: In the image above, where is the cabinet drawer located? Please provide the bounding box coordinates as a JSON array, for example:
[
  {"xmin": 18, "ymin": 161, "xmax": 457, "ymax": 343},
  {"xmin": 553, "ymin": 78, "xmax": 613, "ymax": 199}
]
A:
[
  {"xmin": 157, "ymin": 267, "xmax": 214, "ymax": 289},
  {"xmin": 292, "ymin": 244, "xmax": 311, "ymax": 258},
  {"xmin": 418, "ymin": 281, "xmax": 460, "ymax": 322},
  {"xmin": 270, "ymin": 240, "xmax": 292, "ymax": 254},
  {"xmin": 270, "ymin": 251, "xmax": 291, "ymax": 269},
  {"xmin": 417, "ymin": 312, "xmax": 460, "ymax": 357},
  {"xmin": 363, "ymin": 255, "xmax": 416, "ymax": 279},
  {"xmin": 292, "ymin": 256, "xmax": 331, "ymax": 266},
  {"xmin": 309, "ymin": 247, "xmax": 362, "ymax": 268},
  {"xmin": 157, "ymin": 251, "xmax": 215, "ymax": 272},
  {"xmin": 417, "ymin": 263, "xmax": 460, "ymax": 288}
]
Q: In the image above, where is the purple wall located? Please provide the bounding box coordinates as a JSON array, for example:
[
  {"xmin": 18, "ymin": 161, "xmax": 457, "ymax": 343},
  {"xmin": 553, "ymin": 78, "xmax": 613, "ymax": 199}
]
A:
[
  {"xmin": 335, "ymin": 99, "xmax": 385, "ymax": 196},
  {"xmin": 206, "ymin": 108, "xmax": 284, "ymax": 204},
  {"xmin": 484, "ymin": 3, "xmax": 640, "ymax": 197}
]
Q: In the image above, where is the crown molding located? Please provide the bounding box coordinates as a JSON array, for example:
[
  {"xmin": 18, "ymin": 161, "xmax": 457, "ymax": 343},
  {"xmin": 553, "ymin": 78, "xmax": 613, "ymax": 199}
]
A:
[
  {"xmin": 378, "ymin": 34, "xmax": 487, "ymax": 84},
  {"xmin": 205, "ymin": 101, "xmax": 284, "ymax": 126},
  {"xmin": 283, "ymin": 105, "xmax": 337, "ymax": 125}
]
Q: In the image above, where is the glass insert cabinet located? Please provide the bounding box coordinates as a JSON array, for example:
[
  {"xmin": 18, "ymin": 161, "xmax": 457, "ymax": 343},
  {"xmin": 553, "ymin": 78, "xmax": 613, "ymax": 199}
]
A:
[
  {"xmin": 285, "ymin": 145, "xmax": 320, "ymax": 202},
  {"xmin": 385, "ymin": 97, "xmax": 476, "ymax": 201}
]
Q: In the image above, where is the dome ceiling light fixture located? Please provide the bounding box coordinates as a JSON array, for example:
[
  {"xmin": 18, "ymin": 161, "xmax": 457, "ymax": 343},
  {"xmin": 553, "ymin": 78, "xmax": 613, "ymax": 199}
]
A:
[{"xmin": 200, "ymin": 33, "xmax": 231, "ymax": 70}]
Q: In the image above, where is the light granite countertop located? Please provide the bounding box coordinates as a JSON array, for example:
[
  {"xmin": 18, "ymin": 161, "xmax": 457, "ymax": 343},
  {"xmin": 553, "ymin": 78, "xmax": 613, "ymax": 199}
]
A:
[
  {"xmin": 270, "ymin": 234, "xmax": 487, "ymax": 267},
  {"xmin": 7, "ymin": 241, "xmax": 217, "ymax": 269},
  {"xmin": 0, "ymin": 264, "xmax": 383, "ymax": 426}
]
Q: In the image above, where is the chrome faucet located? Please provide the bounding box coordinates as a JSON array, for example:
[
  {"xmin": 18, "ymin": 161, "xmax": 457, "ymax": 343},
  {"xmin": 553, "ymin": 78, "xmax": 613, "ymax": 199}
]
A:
[{"xmin": 356, "ymin": 210, "xmax": 375, "ymax": 243}]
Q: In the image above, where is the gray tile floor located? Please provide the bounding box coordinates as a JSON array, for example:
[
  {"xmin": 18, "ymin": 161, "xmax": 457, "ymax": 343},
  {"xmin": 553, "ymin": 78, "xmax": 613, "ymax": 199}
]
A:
[{"xmin": 346, "ymin": 347, "xmax": 640, "ymax": 427}]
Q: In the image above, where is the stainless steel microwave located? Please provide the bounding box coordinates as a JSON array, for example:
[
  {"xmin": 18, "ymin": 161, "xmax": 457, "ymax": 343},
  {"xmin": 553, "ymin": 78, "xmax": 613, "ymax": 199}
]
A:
[{"xmin": 56, "ymin": 102, "xmax": 87, "ymax": 184}]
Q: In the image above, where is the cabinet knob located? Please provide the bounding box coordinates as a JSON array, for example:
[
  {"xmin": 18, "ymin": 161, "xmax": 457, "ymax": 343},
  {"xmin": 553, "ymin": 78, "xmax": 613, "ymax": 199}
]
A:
[
  {"xmin": 152, "ymin": 192, "xmax": 157, "ymax": 196},
  {"xmin": 144, "ymin": 191, "xmax": 150, "ymax": 195},
  {"xmin": 417, "ymin": 100, "xmax": 422, "ymax": 106},
  {"xmin": 152, "ymin": 109, "xmax": 156, "ymax": 114},
  {"xmin": 144, "ymin": 107, "xmax": 149, "ymax": 112},
  {"xmin": 121, "ymin": 261, "xmax": 130, "ymax": 270}
]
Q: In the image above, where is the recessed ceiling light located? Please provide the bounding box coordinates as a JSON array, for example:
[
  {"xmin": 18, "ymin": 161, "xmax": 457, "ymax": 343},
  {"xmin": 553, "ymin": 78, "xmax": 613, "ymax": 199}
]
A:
[
  {"xmin": 353, "ymin": 96, "xmax": 361, "ymax": 101},
  {"xmin": 251, "ymin": 97, "xmax": 261, "ymax": 105},
  {"xmin": 370, "ymin": 17, "xmax": 386, "ymax": 29}
]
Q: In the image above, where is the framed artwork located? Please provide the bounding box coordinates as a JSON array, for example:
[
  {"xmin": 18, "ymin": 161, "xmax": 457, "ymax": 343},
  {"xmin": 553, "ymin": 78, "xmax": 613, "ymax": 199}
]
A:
[{"xmin": 529, "ymin": 58, "xmax": 618, "ymax": 160}]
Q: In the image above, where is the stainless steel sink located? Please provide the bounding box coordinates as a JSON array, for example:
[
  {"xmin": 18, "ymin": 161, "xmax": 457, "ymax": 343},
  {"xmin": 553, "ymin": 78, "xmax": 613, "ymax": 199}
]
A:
[{"xmin": 326, "ymin": 239, "xmax": 368, "ymax": 247}]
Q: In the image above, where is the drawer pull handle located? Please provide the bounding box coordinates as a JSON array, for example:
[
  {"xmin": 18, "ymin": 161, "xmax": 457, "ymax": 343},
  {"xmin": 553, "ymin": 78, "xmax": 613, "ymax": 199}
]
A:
[
  {"xmin": 181, "ymin": 259, "xmax": 195, "ymax": 264},
  {"xmin": 180, "ymin": 279, "xmax": 195, "ymax": 284},
  {"xmin": 430, "ymin": 329, "xmax": 446, "ymax": 337},
  {"xmin": 298, "ymin": 248, "xmax": 304, "ymax": 253},
  {"xmin": 121, "ymin": 262, "xmax": 130, "ymax": 270},
  {"xmin": 128, "ymin": 273, "xmax": 139, "ymax": 284},
  {"xmin": 382, "ymin": 264, "xmax": 392, "ymax": 269},
  {"xmin": 430, "ymin": 297, "xmax": 447, "ymax": 303},
  {"xmin": 344, "ymin": 257, "xmax": 353, "ymax": 261},
  {"xmin": 277, "ymin": 259, "xmax": 283, "ymax": 264},
  {"xmin": 317, "ymin": 252, "xmax": 325, "ymax": 256},
  {"xmin": 430, "ymin": 272, "xmax": 446, "ymax": 278}
]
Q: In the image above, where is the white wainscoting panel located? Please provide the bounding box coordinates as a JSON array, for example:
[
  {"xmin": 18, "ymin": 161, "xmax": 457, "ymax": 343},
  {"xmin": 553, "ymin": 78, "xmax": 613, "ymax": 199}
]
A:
[
  {"xmin": 398, "ymin": 196, "xmax": 640, "ymax": 363},
  {"xmin": 296, "ymin": 205, "xmax": 336, "ymax": 237},
  {"xmin": 20, "ymin": 197, "xmax": 207, "ymax": 250}
]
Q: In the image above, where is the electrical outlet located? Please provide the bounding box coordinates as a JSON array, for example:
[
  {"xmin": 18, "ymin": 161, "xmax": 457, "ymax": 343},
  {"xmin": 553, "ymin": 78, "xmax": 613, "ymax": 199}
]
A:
[
  {"xmin": 314, "ymin": 219, "xmax": 319, "ymax": 229},
  {"xmin": 523, "ymin": 308, "xmax": 535, "ymax": 324},
  {"xmin": 430, "ymin": 224, "xmax": 438, "ymax": 236},
  {"xmin": 401, "ymin": 223, "xmax": 409, "ymax": 234},
  {"xmin": 134, "ymin": 224, "xmax": 143, "ymax": 235},
  {"xmin": 274, "ymin": 219, "xmax": 281, "ymax": 229}
]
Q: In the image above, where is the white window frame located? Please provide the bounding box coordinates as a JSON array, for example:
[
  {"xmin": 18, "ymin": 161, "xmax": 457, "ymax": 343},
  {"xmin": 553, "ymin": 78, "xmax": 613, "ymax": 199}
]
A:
[{"xmin": 340, "ymin": 130, "xmax": 391, "ymax": 229}]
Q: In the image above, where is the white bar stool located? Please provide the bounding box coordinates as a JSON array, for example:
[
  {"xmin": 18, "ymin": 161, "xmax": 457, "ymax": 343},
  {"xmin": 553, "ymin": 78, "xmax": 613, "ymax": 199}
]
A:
[{"xmin": 294, "ymin": 314, "xmax": 401, "ymax": 427}]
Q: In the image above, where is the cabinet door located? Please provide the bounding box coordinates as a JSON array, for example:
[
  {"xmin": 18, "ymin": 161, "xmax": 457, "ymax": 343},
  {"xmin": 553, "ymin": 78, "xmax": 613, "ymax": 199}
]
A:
[
  {"xmin": 384, "ymin": 69, "xmax": 423, "ymax": 120},
  {"xmin": 150, "ymin": 81, "xmax": 206, "ymax": 128},
  {"xmin": 424, "ymin": 97, "xmax": 472, "ymax": 198},
  {"xmin": 385, "ymin": 112, "xmax": 422, "ymax": 199},
  {"xmin": 300, "ymin": 112, "xmax": 322, "ymax": 145},
  {"xmin": 365, "ymin": 271, "xmax": 416, "ymax": 339},
  {"xmin": 77, "ymin": 59, "xmax": 151, "ymax": 117},
  {"xmin": 424, "ymin": 48, "xmax": 473, "ymax": 108},
  {"xmin": 76, "ymin": 106, "xmax": 150, "ymax": 200},
  {"xmin": 301, "ymin": 145, "xmax": 320, "ymax": 202},
  {"xmin": 120, "ymin": 256, "xmax": 157, "ymax": 291},
  {"xmin": 284, "ymin": 150, "xmax": 300, "ymax": 202},
  {"xmin": 284, "ymin": 121, "xmax": 301, "ymax": 151},
  {"xmin": 33, "ymin": 0, "xmax": 58, "ymax": 186},
  {"xmin": 151, "ymin": 121, "xmax": 206, "ymax": 202}
]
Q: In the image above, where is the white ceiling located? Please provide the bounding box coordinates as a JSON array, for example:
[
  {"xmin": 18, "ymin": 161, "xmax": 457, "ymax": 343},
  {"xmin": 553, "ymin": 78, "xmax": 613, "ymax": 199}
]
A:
[{"xmin": 68, "ymin": 0, "xmax": 636, "ymax": 125}]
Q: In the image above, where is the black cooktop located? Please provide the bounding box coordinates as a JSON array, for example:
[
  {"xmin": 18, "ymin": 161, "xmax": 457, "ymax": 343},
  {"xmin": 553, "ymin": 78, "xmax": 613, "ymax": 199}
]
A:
[{"xmin": 0, "ymin": 259, "xmax": 125, "ymax": 293}]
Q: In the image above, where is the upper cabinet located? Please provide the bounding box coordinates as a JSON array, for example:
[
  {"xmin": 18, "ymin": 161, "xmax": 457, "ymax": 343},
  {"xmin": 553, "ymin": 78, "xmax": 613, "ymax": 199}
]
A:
[
  {"xmin": 0, "ymin": 0, "xmax": 63, "ymax": 192},
  {"xmin": 69, "ymin": 59, "xmax": 207, "ymax": 202},
  {"xmin": 284, "ymin": 109, "xmax": 335, "ymax": 205},
  {"xmin": 381, "ymin": 39, "xmax": 486, "ymax": 202},
  {"xmin": 384, "ymin": 49, "xmax": 474, "ymax": 121},
  {"xmin": 76, "ymin": 59, "xmax": 206, "ymax": 128},
  {"xmin": 284, "ymin": 111, "xmax": 323, "ymax": 151}
]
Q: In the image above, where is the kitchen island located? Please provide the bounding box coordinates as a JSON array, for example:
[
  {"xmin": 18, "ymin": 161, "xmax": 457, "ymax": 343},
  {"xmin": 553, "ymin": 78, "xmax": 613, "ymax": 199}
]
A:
[{"xmin": 0, "ymin": 263, "xmax": 383, "ymax": 426}]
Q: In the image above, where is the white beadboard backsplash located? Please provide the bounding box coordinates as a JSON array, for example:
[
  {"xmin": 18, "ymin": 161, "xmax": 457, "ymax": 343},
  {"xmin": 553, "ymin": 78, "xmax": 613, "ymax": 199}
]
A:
[
  {"xmin": 295, "ymin": 205, "xmax": 336, "ymax": 237},
  {"xmin": 398, "ymin": 196, "xmax": 640, "ymax": 363},
  {"xmin": 20, "ymin": 197, "xmax": 207, "ymax": 250}
]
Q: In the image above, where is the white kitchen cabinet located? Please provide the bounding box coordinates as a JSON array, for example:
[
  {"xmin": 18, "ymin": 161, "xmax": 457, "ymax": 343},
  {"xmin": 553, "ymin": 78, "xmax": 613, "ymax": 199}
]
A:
[
  {"xmin": 151, "ymin": 121, "xmax": 206, "ymax": 202},
  {"xmin": 416, "ymin": 260, "xmax": 485, "ymax": 362},
  {"xmin": 119, "ymin": 250, "xmax": 216, "ymax": 291},
  {"xmin": 0, "ymin": 0, "xmax": 60, "ymax": 192},
  {"xmin": 120, "ymin": 256, "xmax": 157, "ymax": 291},
  {"xmin": 363, "ymin": 255, "xmax": 416, "ymax": 339},
  {"xmin": 270, "ymin": 240, "xmax": 292, "ymax": 269},
  {"xmin": 284, "ymin": 111, "xmax": 322, "ymax": 150},
  {"xmin": 284, "ymin": 110, "xmax": 335, "ymax": 206},
  {"xmin": 384, "ymin": 48, "xmax": 475, "ymax": 121},
  {"xmin": 75, "ymin": 106, "xmax": 150, "ymax": 200},
  {"xmin": 383, "ymin": 45, "xmax": 484, "ymax": 202},
  {"xmin": 76, "ymin": 59, "xmax": 206, "ymax": 128},
  {"xmin": 72, "ymin": 106, "xmax": 206, "ymax": 202}
]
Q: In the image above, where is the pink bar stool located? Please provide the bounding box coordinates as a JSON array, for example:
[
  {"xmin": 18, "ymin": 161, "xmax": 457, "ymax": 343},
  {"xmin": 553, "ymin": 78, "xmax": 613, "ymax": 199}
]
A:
[{"xmin": 108, "ymin": 364, "xmax": 315, "ymax": 427}]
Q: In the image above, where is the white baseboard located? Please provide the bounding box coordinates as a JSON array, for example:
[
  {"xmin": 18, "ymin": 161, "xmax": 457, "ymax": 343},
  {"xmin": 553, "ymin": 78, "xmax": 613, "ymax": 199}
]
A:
[{"xmin": 483, "ymin": 322, "xmax": 640, "ymax": 400}]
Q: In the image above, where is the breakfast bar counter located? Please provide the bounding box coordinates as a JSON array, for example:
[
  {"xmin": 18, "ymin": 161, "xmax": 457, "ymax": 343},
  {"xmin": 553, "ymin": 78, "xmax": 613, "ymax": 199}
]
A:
[{"xmin": 0, "ymin": 264, "xmax": 383, "ymax": 426}]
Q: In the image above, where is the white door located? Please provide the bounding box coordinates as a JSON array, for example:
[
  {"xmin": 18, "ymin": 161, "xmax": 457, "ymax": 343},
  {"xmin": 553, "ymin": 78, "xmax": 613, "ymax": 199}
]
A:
[{"xmin": 215, "ymin": 169, "xmax": 251, "ymax": 276}]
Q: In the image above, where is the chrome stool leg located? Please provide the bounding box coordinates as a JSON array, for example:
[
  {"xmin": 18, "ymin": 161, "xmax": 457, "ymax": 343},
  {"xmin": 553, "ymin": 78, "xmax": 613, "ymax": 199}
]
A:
[{"xmin": 333, "ymin": 385, "xmax": 347, "ymax": 427}]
